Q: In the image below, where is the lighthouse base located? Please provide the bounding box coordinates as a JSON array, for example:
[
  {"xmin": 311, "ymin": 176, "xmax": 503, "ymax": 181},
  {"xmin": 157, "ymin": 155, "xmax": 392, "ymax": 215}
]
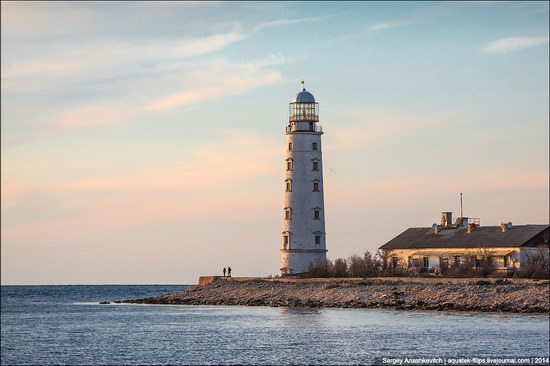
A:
[{"xmin": 281, "ymin": 249, "xmax": 327, "ymax": 276}]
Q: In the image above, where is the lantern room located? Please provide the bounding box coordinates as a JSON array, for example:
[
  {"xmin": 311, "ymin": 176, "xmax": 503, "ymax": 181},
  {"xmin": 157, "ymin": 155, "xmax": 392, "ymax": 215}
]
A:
[{"xmin": 289, "ymin": 82, "xmax": 319, "ymax": 123}]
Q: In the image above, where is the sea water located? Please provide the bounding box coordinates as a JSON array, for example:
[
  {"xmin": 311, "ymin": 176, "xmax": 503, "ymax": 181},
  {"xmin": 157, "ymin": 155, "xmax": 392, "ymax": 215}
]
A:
[{"xmin": 1, "ymin": 285, "xmax": 549, "ymax": 365}]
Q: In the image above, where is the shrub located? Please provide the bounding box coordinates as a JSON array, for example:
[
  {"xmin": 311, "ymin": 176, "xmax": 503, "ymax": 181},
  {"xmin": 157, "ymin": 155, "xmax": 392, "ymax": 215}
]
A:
[
  {"xmin": 442, "ymin": 257, "xmax": 475, "ymax": 278},
  {"xmin": 347, "ymin": 251, "xmax": 381, "ymax": 277},
  {"xmin": 475, "ymin": 248, "xmax": 496, "ymax": 277},
  {"xmin": 475, "ymin": 280, "xmax": 492, "ymax": 286},
  {"xmin": 516, "ymin": 249, "xmax": 549, "ymax": 279},
  {"xmin": 305, "ymin": 258, "xmax": 333, "ymax": 277},
  {"xmin": 347, "ymin": 254, "xmax": 365, "ymax": 277},
  {"xmin": 331, "ymin": 258, "xmax": 349, "ymax": 277},
  {"xmin": 305, "ymin": 251, "xmax": 384, "ymax": 278}
]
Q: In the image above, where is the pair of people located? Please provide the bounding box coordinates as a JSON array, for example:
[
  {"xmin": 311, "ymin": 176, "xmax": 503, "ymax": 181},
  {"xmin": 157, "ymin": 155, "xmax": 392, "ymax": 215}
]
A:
[{"xmin": 222, "ymin": 267, "xmax": 232, "ymax": 277}]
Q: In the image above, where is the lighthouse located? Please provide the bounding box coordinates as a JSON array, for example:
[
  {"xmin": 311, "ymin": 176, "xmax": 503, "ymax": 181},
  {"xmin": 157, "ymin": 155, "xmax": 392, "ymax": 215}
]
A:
[{"xmin": 281, "ymin": 81, "xmax": 327, "ymax": 276}]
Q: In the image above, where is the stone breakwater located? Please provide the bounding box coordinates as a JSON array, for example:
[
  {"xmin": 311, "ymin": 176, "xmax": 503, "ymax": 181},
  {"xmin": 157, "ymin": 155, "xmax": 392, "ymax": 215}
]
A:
[{"xmin": 118, "ymin": 279, "xmax": 550, "ymax": 313}]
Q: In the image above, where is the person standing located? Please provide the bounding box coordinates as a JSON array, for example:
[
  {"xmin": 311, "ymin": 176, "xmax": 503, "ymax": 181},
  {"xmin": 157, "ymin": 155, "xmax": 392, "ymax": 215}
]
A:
[
  {"xmin": 223, "ymin": 268, "xmax": 226, "ymax": 277},
  {"xmin": 227, "ymin": 267, "xmax": 232, "ymax": 277}
]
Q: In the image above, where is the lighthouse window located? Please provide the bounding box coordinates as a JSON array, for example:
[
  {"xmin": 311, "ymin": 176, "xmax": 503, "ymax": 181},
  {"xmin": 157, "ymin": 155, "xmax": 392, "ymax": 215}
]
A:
[
  {"xmin": 288, "ymin": 142, "xmax": 292, "ymax": 151},
  {"xmin": 312, "ymin": 161, "xmax": 319, "ymax": 171},
  {"xmin": 285, "ymin": 179, "xmax": 292, "ymax": 192},
  {"xmin": 315, "ymin": 235, "xmax": 321, "ymax": 245},
  {"xmin": 285, "ymin": 208, "xmax": 292, "ymax": 220},
  {"xmin": 283, "ymin": 235, "xmax": 290, "ymax": 250},
  {"xmin": 313, "ymin": 182, "xmax": 319, "ymax": 192},
  {"xmin": 286, "ymin": 159, "xmax": 293, "ymax": 171},
  {"xmin": 314, "ymin": 210, "xmax": 320, "ymax": 220},
  {"xmin": 312, "ymin": 142, "xmax": 318, "ymax": 150}
]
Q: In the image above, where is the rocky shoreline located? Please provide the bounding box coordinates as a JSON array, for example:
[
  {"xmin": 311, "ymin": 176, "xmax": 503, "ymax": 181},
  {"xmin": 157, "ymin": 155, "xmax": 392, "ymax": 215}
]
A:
[{"xmin": 113, "ymin": 278, "xmax": 550, "ymax": 313}]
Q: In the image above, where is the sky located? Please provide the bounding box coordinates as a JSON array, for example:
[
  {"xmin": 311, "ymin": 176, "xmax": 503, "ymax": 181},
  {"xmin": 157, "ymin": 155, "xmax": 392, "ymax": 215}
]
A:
[{"xmin": 1, "ymin": 1, "xmax": 549, "ymax": 285}]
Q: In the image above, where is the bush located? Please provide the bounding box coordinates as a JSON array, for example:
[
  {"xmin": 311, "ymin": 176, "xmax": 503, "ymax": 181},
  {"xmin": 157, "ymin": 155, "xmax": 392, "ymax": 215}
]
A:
[
  {"xmin": 475, "ymin": 248, "xmax": 496, "ymax": 277},
  {"xmin": 516, "ymin": 250, "xmax": 549, "ymax": 279},
  {"xmin": 305, "ymin": 258, "xmax": 333, "ymax": 277},
  {"xmin": 441, "ymin": 257, "xmax": 476, "ymax": 278},
  {"xmin": 475, "ymin": 280, "xmax": 492, "ymax": 286},
  {"xmin": 347, "ymin": 251, "xmax": 381, "ymax": 277},
  {"xmin": 347, "ymin": 254, "xmax": 365, "ymax": 277},
  {"xmin": 331, "ymin": 258, "xmax": 348, "ymax": 277}
]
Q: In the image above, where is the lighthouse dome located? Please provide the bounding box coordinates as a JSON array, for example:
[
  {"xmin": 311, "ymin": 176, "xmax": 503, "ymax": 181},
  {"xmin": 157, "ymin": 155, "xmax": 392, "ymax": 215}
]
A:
[{"xmin": 293, "ymin": 89, "xmax": 315, "ymax": 103}]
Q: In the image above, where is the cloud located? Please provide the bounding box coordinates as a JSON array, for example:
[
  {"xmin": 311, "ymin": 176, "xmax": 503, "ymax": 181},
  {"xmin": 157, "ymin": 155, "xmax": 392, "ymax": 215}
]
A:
[
  {"xmin": 2, "ymin": 4, "xmax": 319, "ymax": 138},
  {"xmin": 323, "ymin": 107, "xmax": 445, "ymax": 152},
  {"xmin": 49, "ymin": 59, "xmax": 282, "ymax": 130},
  {"xmin": 368, "ymin": 19, "xmax": 413, "ymax": 32},
  {"xmin": 253, "ymin": 12, "xmax": 345, "ymax": 32},
  {"xmin": 147, "ymin": 70, "xmax": 281, "ymax": 112},
  {"xmin": 0, "ymin": 179, "xmax": 30, "ymax": 209},
  {"xmin": 482, "ymin": 36, "xmax": 549, "ymax": 54},
  {"xmin": 1, "ymin": 129, "xmax": 281, "ymax": 234}
]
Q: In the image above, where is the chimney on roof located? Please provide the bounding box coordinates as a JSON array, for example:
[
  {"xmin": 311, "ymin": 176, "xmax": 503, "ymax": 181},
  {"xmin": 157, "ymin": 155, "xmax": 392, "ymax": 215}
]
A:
[
  {"xmin": 467, "ymin": 223, "xmax": 476, "ymax": 233},
  {"xmin": 441, "ymin": 212, "xmax": 453, "ymax": 227}
]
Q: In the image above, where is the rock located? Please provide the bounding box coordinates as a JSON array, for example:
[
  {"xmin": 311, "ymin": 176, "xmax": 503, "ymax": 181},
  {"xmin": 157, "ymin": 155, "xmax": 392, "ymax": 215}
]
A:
[
  {"xmin": 99, "ymin": 301, "xmax": 110, "ymax": 304},
  {"xmin": 113, "ymin": 279, "xmax": 548, "ymax": 314}
]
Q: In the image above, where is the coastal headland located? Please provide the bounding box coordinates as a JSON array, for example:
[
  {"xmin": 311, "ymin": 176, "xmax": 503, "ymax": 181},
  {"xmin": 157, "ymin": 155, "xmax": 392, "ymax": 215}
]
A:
[{"xmin": 117, "ymin": 277, "xmax": 549, "ymax": 313}]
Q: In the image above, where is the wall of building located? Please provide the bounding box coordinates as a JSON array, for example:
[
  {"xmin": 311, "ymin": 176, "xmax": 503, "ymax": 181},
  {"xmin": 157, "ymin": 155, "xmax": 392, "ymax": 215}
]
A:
[
  {"xmin": 281, "ymin": 129, "xmax": 326, "ymax": 274},
  {"xmin": 385, "ymin": 247, "xmax": 523, "ymax": 270}
]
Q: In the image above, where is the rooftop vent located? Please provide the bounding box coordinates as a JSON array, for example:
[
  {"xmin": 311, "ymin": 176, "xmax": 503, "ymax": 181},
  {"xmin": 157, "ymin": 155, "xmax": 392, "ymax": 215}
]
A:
[
  {"xmin": 455, "ymin": 217, "xmax": 469, "ymax": 227},
  {"xmin": 500, "ymin": 222, "xmax": 512, "ymax": 232},
  {"xmin": 467, "ymin": 223, "xmax": 476, "ymax": 233}
]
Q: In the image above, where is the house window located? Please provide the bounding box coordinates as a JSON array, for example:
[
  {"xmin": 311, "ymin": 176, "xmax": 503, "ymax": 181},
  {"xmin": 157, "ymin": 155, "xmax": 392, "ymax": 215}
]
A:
[
  {"xmin": 392, "ymin": 256, "xmax": 398, "ymax": 269},
  {"xmin": 474, "ymin": 256, "xmax": 482, "ymax": 268},
  {"xmin": 315, "ymin": 235, "xmax": 321, "ymax": 245},
  {"xmin": 286, "ymin": 159, "xmax": 293, "ymax": 171},
  {"xmin": 441, "ymin": 258, "xmax": 449, "ymax": 269},
  {"xmin": 422, "ymin": 257, "xmax": 429, "ymax": 269},
  {"xmin": 407, "ymin": 256, "xmax": 412, "ymax": 268},
  {"xmin": 285, "ymin": 179, "xmax": 292, "ymax": 192},
  {"xmin": 314, "ymin": 209, "xmax": 320, "ymax": 220},
  {"xmin": 453, "ymin": 256, "xmax": 461, "ymax": 267},
  {"xmin": 288, "ymin": 142, "xmax": 292, "ymax": 151},
  {"xmin": 313, "ymin": 182, "xmax": 319, "ymax": 192},
  {"xmin": 312, "ymin": 161, "xmax": 319, "ymax": 171},
  {"xmin": 284, "ymin": 207, "xmax": 292, "ymax": 220},
  {"xmin": 312, "ymin": 142, "xmax": 318, "ymax": 150}
]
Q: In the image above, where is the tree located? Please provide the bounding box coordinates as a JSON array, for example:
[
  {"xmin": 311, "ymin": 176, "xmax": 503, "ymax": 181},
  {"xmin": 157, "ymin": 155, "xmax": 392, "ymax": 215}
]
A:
[
  {"xmin": 518, "ymin": 248, "xmax": 549, "ymax": 279},
  {"xmin": 331, "ymin": 258, "xmax": 348, "ymax": 277},
  {"xmin": 364, "ymin": 250, "xmax": 381, "ymax": 276},
  {"xmin": 377, "ymin": 249, "xmax": 390, "ymax": 275},
  {"xmin": 347, "ymin": 254, "xmax": 365, "ymax": 277},
  {"xmin": 475, "ymin": 247, "xmax": 495, "ymax": 277},
  {"xmin": 306, "ymin": 258, "xmax": 333, "ymax": 277}
]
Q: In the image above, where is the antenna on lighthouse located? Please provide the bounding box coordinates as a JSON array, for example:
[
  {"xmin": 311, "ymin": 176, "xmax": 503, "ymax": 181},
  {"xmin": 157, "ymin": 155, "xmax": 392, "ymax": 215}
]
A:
[{"xmin": 301, "ymin": 79, "xmax": 305, "ymax": 90}]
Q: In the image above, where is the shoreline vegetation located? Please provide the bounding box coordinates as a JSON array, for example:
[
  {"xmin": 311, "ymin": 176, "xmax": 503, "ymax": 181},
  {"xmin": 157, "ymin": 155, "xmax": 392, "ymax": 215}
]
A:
[{"xmin": 116, "ymin": 277, "xmax": 550, "ymax": 313}]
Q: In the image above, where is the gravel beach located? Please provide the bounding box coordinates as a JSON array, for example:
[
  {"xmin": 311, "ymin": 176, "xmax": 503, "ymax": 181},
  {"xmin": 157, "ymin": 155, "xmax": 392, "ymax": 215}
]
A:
[{"xmin": 118, "ymin": 277, "xmax": 550, "ymax": 313}]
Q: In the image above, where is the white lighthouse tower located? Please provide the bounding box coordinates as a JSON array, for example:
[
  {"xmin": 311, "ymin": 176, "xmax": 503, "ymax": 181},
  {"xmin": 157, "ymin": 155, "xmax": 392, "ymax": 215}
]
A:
[{"xmin": 281, "ymin": 81, "xmax": 327, "ymax": 276}]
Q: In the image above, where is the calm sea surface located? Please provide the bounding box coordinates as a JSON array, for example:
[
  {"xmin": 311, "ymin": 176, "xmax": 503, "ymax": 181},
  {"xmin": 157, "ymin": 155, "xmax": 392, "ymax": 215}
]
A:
[{"xmin": 1, "ymin": 285, "xmax": 549, "ymax": 365}]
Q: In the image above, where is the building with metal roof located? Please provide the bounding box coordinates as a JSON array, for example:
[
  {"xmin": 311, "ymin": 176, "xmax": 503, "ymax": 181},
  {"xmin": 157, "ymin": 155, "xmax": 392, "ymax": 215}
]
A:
[{"xmin": 378, "ymin": 211, "xmax": 549, "ymax": 275}]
